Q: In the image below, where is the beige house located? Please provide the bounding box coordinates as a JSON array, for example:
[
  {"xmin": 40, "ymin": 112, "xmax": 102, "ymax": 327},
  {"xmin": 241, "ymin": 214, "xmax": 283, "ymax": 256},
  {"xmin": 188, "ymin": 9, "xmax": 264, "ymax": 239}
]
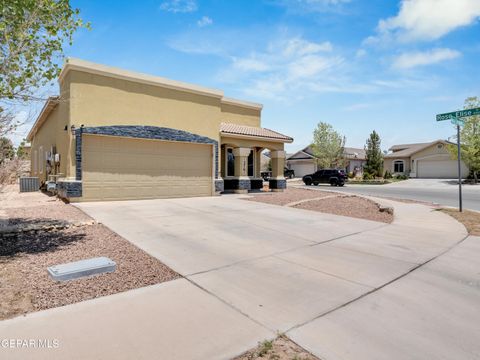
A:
[
  {"xmin": 286, "ymin": 145, "xmax": 366, "ymax": 177},
  {"xmin": 384, "ymin": 140, "xmax": 469, "ymax": 178},
  {"xmin": 27, "ymin": 58, "xmax": 293, "ymax": 202}
]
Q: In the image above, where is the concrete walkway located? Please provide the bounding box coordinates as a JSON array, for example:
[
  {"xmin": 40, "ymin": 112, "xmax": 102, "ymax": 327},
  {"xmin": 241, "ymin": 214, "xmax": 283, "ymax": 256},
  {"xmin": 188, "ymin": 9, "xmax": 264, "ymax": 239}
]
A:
[{"xmin": 0, "ymin": 195, "xmax": 476, "ymax": 359}]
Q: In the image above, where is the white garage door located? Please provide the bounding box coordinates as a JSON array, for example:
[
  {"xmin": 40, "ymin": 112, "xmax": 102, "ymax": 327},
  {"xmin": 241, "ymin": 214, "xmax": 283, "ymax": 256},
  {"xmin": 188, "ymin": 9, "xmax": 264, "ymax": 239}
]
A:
[
  {"xmin": 417, "ymin": 159, "xmax": 468, "ymax": 179},
  {"xmin": 290, "ymin": 162, "xmax": 315, "ymax": 177},
  {"xmin": 82, "ymin": 135, "xmax": 213, "ymax": 201}
]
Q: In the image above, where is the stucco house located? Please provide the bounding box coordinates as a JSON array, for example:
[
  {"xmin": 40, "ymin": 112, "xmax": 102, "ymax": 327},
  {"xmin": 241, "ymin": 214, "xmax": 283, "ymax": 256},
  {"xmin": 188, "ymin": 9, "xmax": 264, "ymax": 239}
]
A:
[
  {"xmin": 26, "ymin": 58, "xmax": 293, "ymax": 202},
  {"xmin": 286, "ymin": 145, "xmax": 366, "ymax": 177},
  {"xmin": 384, "ymin": 140, "xmax": 469, "ymax": 178}
]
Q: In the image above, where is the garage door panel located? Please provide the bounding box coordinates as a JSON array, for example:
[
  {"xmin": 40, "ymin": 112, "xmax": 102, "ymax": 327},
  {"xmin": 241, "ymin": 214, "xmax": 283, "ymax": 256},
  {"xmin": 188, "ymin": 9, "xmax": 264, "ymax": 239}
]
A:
[
  {"xmin": 417, "ymin": 159, "xmax": 468, "ymax": 179},
  {"xmin": 82, "ymin": 135, "xmax": 213, "ymax": 201}
]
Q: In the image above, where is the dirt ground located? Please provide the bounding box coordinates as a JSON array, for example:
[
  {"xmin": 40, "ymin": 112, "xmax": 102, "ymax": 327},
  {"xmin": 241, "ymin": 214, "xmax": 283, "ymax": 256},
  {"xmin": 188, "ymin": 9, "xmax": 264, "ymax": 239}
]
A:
[
  {"xmin": 246, "ymin": 187, "xmax": 332, "ymax": 206},
  {"xmin": 234, "ymin": 336, "xmax": 318, "ymax": 360},
  {"xmin": 440, "ymin": 208, "xmax": 480, "ymax": 236},
  {"xmin": 247, "ymin": 188, "xmax": 393, "ymax": 223},
  {"xmin": 0, "ymin": 185, "xmax": 179, "ymax": 320}
]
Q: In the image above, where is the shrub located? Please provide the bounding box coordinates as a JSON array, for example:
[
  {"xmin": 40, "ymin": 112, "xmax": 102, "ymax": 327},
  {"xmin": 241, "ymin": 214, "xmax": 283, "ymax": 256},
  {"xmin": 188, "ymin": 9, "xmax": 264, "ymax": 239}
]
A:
[
  {"xmin": 363, "ymin": 172, "xmax": 374, "ymax": 181},
  {"xmin": 384, "ymin": 170, "xmax": 393, "ymax": 179},
  {"xmin": 347, "ymin": 172, "xmax": 355, "ymax": 179}
]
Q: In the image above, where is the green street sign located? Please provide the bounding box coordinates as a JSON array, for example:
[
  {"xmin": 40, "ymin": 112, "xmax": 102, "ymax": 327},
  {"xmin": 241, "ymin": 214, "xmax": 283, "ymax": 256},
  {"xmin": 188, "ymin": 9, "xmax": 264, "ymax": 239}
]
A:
[{"xmin": 436, "ymin": 107, "xmax": 480, "ymax": 121}]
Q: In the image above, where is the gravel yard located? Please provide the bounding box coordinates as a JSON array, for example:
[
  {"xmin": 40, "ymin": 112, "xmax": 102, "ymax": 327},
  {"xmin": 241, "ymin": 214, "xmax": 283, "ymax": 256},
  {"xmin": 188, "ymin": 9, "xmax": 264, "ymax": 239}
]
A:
[
  {"xmin": 247, "ymin": 188, "xmax": 393, "ymax": 223},
  {"xmin": 246, "ymin": 187, "xmax": 332, "ymax": 206},
  {"xmin": 0, "ymin": 186, "xmax": 179, "ymax": 320},
  {"xmin": 440, "ymin": 208, "xmax": 480, "ymax": 236},
  {"xmin": 234, "ymin": 335, "xmax": 318, "ymax": 360}
]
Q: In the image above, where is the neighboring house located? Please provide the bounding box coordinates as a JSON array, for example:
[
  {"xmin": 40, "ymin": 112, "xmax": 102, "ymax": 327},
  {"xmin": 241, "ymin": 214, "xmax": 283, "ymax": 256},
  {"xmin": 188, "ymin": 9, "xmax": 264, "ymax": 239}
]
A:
[
  {"xmin": 384, "ymin": 140, "xmax": 469, "ymax": 178},
  {"xmin": 27, "ymin": 58, "xmax": 293, "ymax": 202},
  {"xmin": 286, "ymin": 145, "xmax": 366, "ymax": 177}
]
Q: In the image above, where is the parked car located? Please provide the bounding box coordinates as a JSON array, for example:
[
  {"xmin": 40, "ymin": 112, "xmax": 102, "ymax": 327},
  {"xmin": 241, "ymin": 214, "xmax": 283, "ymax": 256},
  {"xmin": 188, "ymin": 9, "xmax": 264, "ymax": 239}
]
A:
[
  {"xmin": 302, "ymin": 169, "xmax": 347, "ymax": 186},
  {"xmin": 261, "ymin": 168, "xmax": 295, "ymax": 180}
]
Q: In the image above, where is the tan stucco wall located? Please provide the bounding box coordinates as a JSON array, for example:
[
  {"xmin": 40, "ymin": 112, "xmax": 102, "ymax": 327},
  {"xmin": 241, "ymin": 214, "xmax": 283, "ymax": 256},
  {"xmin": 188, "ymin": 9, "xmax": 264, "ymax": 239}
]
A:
[
  {"xmin": 30, "ymin": 99, "xmax": 70, "ymax": 182},
  {"xmin": 411, "ymin": 142, "xmax": 453, "ymax": 161},
  {"xmin": 384, "ymin": 157, "xmax": 411, "ymax": 174},
  {"xmin": 31, "ymin": 67, "xmax": 265, "ymax": 186},
  {"xmin": 220, "ymin": 103, "xmax": 260, "ymax": 127}
]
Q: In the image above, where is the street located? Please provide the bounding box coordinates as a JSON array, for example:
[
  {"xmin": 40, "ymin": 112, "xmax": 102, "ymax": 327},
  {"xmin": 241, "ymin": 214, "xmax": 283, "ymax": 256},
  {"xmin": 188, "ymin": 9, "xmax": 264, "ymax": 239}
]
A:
[{"xmin": 294, "ymin": 179, "xmax": 480, "ymax": 211}]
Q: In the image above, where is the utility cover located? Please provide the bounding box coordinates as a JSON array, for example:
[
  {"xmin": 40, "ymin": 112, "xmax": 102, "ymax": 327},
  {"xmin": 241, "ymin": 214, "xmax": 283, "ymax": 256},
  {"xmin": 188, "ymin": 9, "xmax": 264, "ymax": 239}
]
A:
[{"xmin": 48, "ymin": 257, "xmax": 116, "ymax": 281}]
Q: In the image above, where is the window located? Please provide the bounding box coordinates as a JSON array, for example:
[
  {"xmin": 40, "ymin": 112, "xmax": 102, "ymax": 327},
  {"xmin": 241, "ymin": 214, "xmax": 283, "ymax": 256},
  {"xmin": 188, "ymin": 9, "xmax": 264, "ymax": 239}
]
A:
[
  {"xmin": 33, "ymin": 150, "xmax": 38, "ymax": 174},
  {"xmin": 227, "ymin": 148, "xmax": 235, "ymax": 177},
  {"xmin": 393, "ymin": 160, "xmax": 404, "ymax": 173},
  {"xmin": 248, "ymin": 150, "xmax": 254, "ymax": 177},
  {"xmin": 38, "ymin": 146, "xmax": 43, "ymax": 174}
]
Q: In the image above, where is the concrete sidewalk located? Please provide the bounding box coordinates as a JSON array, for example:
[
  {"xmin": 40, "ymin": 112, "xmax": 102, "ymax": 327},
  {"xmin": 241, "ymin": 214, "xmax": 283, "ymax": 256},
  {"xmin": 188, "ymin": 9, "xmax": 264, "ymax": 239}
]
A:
[{"xmin": 0, "ymin": 195, "xmax": 474, "ymax": 359}]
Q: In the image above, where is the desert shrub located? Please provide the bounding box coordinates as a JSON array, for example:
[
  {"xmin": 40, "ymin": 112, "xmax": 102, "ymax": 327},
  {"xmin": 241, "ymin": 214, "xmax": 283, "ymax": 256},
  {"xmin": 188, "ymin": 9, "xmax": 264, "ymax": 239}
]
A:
[
  {"xmin": 363, "ymin": 172, "xmax": 374, "ymax": 180},
  {"xmin": 347, "ymin": 172, "xmax": 355, "ymax": 179},
  {"xmin": 384, "ymin": 170, "xmax": 393, "ymax": 179},
  {"xmin": 0, "ymin": 159, "xmax": 30, "ymax": 185}
]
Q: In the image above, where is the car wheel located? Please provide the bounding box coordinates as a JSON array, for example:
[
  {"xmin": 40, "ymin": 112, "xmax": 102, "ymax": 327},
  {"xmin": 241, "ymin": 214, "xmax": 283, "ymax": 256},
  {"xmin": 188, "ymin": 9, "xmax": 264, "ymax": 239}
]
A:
[
  {"xmin": 330, "ymin": 180, "xmax": 337, "ymax": 186},
  {"xmin": 313, "ymin": 182, "xmax": 319, "ymax": 186},
  {"xmin": 304, "ymin": 178, "xmax": 312, "ymax": 186},
  {"xmin": 339, "ymin": 183, "xmax": 345, "ymax": 187}
]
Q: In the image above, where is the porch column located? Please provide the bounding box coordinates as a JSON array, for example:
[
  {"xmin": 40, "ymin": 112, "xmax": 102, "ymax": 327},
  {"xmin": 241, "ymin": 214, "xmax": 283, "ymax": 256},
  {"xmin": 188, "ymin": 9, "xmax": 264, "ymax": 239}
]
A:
[
  {"xmin": 269, "ymin": 150, "xmax": 287, "ymax": 192},
  {"xmin": 233, "ymin": 147, "xmax": 251, "ymax": 193}
]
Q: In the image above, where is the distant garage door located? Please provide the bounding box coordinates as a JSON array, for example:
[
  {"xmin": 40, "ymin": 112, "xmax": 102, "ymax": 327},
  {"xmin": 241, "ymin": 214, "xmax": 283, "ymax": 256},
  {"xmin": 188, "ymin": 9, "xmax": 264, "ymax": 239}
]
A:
[
  {"xmin": 82, "ymin": 135, "xmax": 213, "ymax": 201},
  {"xmin": 417, "ymin": 159, "xmax": 468, "ymax": 179},
  {"xmin": 290, "ymin": 162, "xmax": 315, "ymax": 177}
]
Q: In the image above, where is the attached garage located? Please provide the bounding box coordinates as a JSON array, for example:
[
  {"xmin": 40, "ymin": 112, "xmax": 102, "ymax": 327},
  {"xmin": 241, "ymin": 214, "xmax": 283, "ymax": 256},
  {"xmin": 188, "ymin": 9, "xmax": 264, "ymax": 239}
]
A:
[
  {"xmin": 417, "ymin": 158, "xmax": 469, "ymax": 179},
  {"xmin": 82, "ymin": 134, "xmax": 214, "ymax": 201},
  {"xmin": 288, "ymin": 161, "xmax": 316, "ymax": 178}
]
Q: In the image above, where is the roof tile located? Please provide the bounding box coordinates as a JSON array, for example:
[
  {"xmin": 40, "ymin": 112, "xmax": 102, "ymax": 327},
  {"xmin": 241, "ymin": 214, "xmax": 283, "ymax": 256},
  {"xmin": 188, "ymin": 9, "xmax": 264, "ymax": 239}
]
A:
[{"xmin": 220, "ymin": 123, "xmax": 293, "ymax": 142}]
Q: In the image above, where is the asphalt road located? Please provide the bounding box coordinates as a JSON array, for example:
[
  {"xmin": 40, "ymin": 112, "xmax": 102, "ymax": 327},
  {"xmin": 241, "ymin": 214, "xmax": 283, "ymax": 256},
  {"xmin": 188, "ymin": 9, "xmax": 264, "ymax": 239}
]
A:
[{"xmin": 294, "ymin": 179, "xmax": 480, "ymax": 211}]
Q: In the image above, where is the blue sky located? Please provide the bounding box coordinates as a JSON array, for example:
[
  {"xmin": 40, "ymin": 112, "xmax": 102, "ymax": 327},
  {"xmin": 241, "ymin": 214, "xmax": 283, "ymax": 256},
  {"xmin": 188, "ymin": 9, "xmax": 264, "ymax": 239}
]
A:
[{"xmin": 18, "ymin": 0, "xmax": 480, "ymax": 152}]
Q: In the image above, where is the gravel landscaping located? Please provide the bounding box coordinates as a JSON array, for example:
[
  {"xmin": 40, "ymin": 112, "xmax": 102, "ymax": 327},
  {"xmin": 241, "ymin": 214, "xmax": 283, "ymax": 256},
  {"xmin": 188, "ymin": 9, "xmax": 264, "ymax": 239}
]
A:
[
  {"xmin": 246, "ymin": 187, "xmax": 331, "ymax": 206},
  {"xmin": 234, "ymin": 335, "xmax": 318, "ymax": 360},
  {"xmin": 247, "ymin": 188, "xmax": 393, "ymax": 223},
  {"xmin": 0, "ymin": 187, "xmax": 179, "ymax": 320}
]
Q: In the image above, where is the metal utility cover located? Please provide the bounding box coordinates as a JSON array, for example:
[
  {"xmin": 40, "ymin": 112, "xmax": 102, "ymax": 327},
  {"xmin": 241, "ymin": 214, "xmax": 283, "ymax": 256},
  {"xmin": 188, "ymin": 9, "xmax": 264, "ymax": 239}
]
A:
[{"xmin": 48, "ymin": 257, "xmax": 116, "ymax": 281}]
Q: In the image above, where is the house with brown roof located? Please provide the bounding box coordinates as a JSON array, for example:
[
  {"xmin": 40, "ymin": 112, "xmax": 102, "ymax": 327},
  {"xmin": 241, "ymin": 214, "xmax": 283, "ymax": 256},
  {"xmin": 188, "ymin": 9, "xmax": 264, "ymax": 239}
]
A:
[
  {"xmin": 384, "ymin": 140, "xmax": 469, "ymax": 178},
  {"xmin": 286, "ymin": 145, "xmax": 366, "ymax": 177},
  {"xmin": 27, "ymin": 58, "xmax": 293, "ymax": 201}
]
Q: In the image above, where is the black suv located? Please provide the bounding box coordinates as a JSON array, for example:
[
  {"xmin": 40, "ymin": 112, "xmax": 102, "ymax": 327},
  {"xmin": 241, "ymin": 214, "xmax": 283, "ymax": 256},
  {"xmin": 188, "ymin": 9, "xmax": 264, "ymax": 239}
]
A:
[{"xmin": 302, "ymin": 169, "xmax": 347, "ymax": 186}]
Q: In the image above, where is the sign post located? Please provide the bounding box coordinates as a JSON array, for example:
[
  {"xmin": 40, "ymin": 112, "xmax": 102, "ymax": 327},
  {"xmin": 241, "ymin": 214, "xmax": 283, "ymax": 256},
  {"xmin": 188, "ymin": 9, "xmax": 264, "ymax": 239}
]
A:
[{"xmin": 436, "ymin": 107, "xmax": 480, "ymax": 212}]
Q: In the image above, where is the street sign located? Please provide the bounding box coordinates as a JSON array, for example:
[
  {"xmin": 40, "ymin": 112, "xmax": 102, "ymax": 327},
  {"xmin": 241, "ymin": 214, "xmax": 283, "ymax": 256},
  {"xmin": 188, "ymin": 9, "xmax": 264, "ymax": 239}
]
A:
[
  {"xmin": 436, "ymin": 107, "xmax": 480, "ymax": 121},
  {"xmin": 451, "ymin": 118, "xmax": 465, "ymax": 126}
]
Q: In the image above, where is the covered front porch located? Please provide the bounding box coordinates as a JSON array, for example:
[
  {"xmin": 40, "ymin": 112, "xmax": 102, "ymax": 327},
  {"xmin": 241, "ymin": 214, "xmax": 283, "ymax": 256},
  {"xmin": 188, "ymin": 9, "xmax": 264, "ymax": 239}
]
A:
[{"xmin": 217, "ymin": 123, "xmax": 293, "ymax": 194}]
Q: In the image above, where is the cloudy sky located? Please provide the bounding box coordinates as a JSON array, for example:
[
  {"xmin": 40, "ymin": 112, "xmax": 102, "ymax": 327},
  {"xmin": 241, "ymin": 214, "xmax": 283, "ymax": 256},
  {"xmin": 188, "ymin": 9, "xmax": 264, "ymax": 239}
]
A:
[{"xmin": 18, "ymin": 0, "xmax": 480, "ymax": 151}]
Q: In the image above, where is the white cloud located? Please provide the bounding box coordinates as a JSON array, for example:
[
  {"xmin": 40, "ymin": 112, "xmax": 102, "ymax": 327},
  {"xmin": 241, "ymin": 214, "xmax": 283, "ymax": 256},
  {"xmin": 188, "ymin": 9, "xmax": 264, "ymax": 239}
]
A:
[
  {"xmin": 197, "ymin": 16, "xmax": 212, "ymax": 27},
  {"xmin": 373, "ymin": 0, "xmax": 480, "ymax": 42},
  {"xmin": 392, "ymin": 48, "xmax": 461, "ymax": 69},
  {"xmin": 160, "ymin": 0, "xmax": 197, "ymax": 13},
  {"xmin": 219, "ymin": 37, "xmax": 344, "ymax": 100}
]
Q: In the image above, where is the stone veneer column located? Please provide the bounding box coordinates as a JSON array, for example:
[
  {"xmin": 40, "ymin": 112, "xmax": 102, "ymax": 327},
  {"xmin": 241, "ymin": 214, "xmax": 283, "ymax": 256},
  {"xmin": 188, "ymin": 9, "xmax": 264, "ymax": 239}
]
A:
[
  {"xmin": 233, "ymin": 147, "xmax": 251, "ymax": 194},
  {"xmin": 269, "ymin": 150, "xmax": 287, "ymax": 192}
]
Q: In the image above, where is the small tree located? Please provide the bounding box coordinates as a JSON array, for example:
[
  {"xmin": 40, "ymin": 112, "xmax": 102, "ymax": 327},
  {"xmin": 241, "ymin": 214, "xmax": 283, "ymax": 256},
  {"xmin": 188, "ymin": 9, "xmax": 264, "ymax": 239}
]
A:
[
  {"xmin": 16, "ymin": 139, "xmax": 29, "ymax": 159},
  {"xmin": 0, "ymin": 0, "xmax": 89, "ymax": 135},
  {"xmin": 0, "ymin": 137, "xmax": 15, "ymax": 165},
  {"xmin": 447, "ymin": 97, "xmax": 480, "ymax": 183},
  {"xmin": 364, "ymin": 130, "xmax": 383, "ymax": 177},
  {"xmin": 311, "ymin": 122, "xmax": 346, "ymax": 169}
]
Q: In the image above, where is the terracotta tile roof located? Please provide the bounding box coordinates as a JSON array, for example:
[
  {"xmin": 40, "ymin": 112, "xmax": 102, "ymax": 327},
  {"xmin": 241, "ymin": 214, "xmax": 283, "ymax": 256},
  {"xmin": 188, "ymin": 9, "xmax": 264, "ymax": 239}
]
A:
[{"xmin": 220, "ymin": 123, "xmax": 293, "ymax": 142}]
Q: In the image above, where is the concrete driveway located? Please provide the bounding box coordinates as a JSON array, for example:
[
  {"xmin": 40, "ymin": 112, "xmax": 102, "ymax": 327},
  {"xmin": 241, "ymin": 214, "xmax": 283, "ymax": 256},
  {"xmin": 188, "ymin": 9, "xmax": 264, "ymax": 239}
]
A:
[
  {"xmin": 296, "ymin": 178, "xmax": 480, "ymax": 211},
  {"xmin": 1, "ymin": 195, "xmax": 478, "ymax": 360}
]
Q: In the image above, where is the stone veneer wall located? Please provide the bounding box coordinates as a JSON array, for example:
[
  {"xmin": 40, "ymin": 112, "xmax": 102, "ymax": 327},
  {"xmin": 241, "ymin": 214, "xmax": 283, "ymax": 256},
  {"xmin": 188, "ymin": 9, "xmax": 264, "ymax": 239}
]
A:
[{"xmin": 269, "ymin": 179, "xmax": 287, "ymax": 190}]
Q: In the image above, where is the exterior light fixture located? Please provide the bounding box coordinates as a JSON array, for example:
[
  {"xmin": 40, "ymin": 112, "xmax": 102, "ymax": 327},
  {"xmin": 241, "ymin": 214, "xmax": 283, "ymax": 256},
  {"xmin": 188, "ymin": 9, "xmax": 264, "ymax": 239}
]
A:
[{"xmin": 70, "ymin": 125, "xmax": 76, "ymax": 136}]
